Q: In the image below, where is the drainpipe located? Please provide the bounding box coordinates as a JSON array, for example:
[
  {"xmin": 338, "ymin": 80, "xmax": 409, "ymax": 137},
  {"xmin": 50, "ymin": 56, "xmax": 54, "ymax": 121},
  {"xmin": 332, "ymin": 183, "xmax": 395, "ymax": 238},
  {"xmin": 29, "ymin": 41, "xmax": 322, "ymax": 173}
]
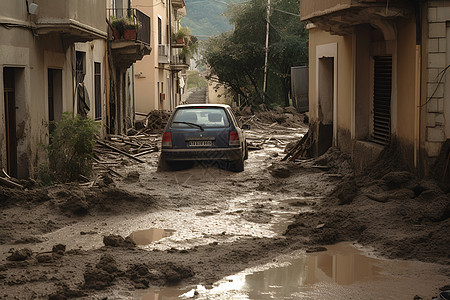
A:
[{"xmin": 412, "ymin": 0, "xmax": 422, "ymax": 172}]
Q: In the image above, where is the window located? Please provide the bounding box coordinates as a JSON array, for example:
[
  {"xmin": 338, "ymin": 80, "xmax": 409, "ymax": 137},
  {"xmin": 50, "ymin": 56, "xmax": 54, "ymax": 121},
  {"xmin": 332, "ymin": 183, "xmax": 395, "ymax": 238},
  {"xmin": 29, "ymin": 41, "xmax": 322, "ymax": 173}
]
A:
[
  {"xmin": 158, "ymin": 17, "xmax": 162, "ymax": 45},
  {"xmin": 75, "ymin": 51, "xmax": 86, "ymax": 83},
  {"xmin": 94, "ymin": 62, "xmax": 102, "ymax": 119},
  {"xmin": 371, "ymin": 56, "xmax": 392, "ymax": 145}
]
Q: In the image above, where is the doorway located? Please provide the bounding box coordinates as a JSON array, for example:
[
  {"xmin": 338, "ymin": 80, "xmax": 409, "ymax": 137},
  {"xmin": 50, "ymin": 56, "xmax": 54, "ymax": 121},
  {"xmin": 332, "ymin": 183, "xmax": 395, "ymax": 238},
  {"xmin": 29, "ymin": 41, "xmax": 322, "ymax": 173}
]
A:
[
  {"xmin": 48, "ymin": 68, "xmax": 63, "ymax": 135},
  {"xmin": 3, "ymin": 68, "xmax": 17, "ymax": 177},
  {"xmin": 317, "ymin": 57, "xmax": 334, "ymax": 155}
]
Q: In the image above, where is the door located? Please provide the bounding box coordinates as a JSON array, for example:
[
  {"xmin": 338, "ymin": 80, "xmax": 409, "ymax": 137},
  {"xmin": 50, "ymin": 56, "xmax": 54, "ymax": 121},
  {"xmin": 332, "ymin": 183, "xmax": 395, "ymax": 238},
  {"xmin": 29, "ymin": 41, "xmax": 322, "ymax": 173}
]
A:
[
  {"xmin": 48, "ymin": 68, "xmax": 63, "ymax": 135},
  {"xmin": 3, "ymin": 68, "xmax": 17, "ymax": 177}
]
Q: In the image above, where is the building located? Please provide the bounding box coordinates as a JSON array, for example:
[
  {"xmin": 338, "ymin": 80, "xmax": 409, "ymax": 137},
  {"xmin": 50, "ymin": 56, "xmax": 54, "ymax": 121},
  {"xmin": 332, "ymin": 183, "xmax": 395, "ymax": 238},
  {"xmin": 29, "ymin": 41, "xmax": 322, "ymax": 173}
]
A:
[
  {"xmin": 301, "ymin": 0, "xmax": 450, "ymax": 177},
  {"xmin": 107, "ymin": 0, "xmax": 152, "ymax": 134},
  {"xmin": 133, "ymin": 0, "xmax": 189, "ymax": 113},
  {"xmin": 0, "ymin": 0, "xmax": 152, "ymax": 179},
  {"xmin": 0, "ymin": 0, "xmax": 107, "ymax": 178}
]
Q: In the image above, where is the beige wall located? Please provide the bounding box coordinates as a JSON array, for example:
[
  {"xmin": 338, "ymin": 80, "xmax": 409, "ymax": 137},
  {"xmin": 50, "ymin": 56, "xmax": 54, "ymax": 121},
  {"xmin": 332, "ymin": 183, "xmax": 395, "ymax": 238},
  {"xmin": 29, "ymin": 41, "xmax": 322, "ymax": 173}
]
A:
[
  {"xmin": 396, "ymin": 18, "xmax": 416, "ymax": 144},
  {"xmin": 308, "ymin": 28, "xmax": 353, "ymax": 134},
  {"xmin": 134, "ymin": 0, "xmax": 170, "ymax": 113},
  {"xmin": 207, "ymin": 82, "xmax": 233, "ymax": 105},
  {"xmin": 0, "ymin": 0, "xmax": 106, "ymax": 177},
  {"xmin": 36, "ymin": 0, "xmax": 107, "ymax": 34}
]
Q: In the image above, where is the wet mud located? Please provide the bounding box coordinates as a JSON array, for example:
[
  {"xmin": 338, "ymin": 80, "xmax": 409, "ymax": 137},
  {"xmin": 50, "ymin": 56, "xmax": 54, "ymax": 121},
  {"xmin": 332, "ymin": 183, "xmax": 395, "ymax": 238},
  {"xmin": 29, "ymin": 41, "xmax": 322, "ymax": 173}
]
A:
[{"xmin": 0, "ymin": 115, "xmax": 449, "ymax": 299}]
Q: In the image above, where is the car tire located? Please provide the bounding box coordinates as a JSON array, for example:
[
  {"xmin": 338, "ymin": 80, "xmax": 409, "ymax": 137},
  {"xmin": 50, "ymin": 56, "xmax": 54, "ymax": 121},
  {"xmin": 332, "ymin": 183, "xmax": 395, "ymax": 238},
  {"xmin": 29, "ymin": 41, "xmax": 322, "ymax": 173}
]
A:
[
  {"xmin": 157, "ymin": 156, "xmax": 172, "ymax": 172},
  {"xmin": 229, "ymin": 156, "xmax": 244, "ymax": 172}
]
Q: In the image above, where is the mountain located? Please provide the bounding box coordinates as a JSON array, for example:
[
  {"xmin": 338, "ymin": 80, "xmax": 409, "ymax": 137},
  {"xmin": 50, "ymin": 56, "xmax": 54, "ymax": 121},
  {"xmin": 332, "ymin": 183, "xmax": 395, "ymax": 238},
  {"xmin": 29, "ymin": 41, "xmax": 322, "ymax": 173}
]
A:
[{"xmin": 181, "ymin": 0, "xmax": 240, "ymax": 38}]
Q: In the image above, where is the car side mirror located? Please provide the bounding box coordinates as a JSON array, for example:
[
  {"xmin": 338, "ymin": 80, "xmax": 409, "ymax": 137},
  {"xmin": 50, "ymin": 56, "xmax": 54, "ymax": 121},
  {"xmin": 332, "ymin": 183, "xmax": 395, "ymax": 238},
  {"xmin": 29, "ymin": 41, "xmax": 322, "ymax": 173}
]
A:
[{"xmin": 241, "ymin": 124, "xmax": 250, "ymax": 130}]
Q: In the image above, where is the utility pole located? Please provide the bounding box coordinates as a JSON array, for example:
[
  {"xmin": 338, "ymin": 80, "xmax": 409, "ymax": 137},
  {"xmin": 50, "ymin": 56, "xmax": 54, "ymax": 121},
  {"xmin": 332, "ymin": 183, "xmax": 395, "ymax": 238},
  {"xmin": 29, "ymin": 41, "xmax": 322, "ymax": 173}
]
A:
[{"xmin": 263, "ymin": 0, "xmax": 270, "ymax": 105}]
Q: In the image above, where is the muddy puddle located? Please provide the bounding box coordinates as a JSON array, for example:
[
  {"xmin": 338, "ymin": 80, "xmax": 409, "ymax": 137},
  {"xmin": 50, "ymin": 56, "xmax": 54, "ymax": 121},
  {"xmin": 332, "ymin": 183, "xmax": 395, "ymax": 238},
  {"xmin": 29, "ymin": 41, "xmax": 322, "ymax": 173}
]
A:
[
  {"xmin": 129, "ymin": 228, "xmax": 175, "ymax": 245},
  {"xmin": 133, "ymin": 242, "xmax": 447, "ymax": 300}
]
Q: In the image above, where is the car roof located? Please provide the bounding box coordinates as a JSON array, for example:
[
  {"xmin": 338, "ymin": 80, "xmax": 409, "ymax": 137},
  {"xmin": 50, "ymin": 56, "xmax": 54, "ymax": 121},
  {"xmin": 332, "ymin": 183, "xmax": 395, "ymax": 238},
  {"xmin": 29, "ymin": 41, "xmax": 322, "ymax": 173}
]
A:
[{"xmin": 175, "ymin": 104, "xmax": 231, "ymax": 109}]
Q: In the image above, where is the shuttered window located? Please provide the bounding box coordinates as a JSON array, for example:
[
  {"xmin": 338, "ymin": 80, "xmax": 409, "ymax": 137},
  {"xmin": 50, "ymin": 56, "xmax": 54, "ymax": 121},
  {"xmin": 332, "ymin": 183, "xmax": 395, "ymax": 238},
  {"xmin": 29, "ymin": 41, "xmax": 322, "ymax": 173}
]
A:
[{"xmin": 372, "ymin": 56, "xmax": 392, "ymax": 145}]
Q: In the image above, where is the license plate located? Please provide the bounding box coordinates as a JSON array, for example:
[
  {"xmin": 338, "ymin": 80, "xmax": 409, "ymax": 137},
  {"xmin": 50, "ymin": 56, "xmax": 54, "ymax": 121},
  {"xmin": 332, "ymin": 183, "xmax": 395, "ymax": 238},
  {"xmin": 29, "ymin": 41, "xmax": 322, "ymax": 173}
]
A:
[{"xmin": 189, "ymin": 140, "xmax": 212, "ymax": 147}]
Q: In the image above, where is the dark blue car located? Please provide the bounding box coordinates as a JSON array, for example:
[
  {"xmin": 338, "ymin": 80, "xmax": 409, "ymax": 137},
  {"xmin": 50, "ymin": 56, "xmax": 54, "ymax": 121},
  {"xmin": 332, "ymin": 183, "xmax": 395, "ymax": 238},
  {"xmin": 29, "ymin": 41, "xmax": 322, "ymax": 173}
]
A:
[{"xmin": 158, "ymin": 104, "xmax": 249, "ymax": 172}]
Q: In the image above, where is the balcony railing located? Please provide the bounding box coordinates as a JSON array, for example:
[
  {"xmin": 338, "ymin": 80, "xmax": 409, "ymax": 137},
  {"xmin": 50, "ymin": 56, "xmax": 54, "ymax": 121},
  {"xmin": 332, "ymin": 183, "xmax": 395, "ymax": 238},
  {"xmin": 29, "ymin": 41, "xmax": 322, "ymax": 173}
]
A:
[{"xmin": 108, "ymin": 8, "xmax": 150, "ymax": 45}]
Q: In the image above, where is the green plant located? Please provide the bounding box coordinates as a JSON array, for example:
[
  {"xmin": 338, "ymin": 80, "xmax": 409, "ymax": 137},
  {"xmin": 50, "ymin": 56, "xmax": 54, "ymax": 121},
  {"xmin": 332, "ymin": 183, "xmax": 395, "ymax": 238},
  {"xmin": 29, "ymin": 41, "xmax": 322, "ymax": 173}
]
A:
[
  {"xmin": 42, "ymin": 112, "xmax": 99, "ymax": 183},
  {"xmin": 111, "ymin": 16, "xmax": 125, "ymax": 33},
  {"xmin": 172, "ymin": 27, "xmax": 191, "ymax": 42}
]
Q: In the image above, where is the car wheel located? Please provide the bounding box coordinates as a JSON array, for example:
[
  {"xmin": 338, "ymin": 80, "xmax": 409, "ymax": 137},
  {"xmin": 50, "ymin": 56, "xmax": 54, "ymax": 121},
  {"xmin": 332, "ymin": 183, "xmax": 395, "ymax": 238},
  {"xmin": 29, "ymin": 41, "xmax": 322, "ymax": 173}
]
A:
[
  {"xmin": 157, "ymin": 156, "xmax": 172, "ymax": 172},
  {"xmin": 229, "ymin": 157, "xmax": 244, "ymax": 172}
]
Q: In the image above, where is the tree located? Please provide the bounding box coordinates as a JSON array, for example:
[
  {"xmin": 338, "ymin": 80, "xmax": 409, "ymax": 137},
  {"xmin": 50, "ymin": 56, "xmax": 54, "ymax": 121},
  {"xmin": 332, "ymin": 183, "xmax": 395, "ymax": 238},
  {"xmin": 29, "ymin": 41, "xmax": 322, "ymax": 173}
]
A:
[{"xmin": 201, "ymin": 0, "xmax": 308, "ymax": 108}]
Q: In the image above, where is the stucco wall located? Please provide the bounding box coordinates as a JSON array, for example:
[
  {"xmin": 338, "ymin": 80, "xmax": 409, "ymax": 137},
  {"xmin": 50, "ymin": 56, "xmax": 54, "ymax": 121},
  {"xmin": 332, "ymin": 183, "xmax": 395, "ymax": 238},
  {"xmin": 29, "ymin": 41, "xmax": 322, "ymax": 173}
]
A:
[
  {"xmin": 308, "ymin": 28, "xmax": 353, "ymax": 140},
  {"xmin": 134, "ymin": 0, "xmax": 171, "ymax": 113},
  {"xmin": 396, "ymin": 18, "xmax": 417, "ymax": 145},
  {"xmin": 0, "ymin": 4, "xmax": 106, "ymax": 177}
]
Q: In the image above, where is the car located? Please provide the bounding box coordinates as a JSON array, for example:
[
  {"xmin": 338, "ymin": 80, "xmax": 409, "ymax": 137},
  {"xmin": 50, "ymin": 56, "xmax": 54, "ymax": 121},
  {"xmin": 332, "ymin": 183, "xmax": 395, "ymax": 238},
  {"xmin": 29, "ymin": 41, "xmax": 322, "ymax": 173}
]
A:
[{"xmin": 158, "ymin": 104, "xmax": 250, "ymax": 172}]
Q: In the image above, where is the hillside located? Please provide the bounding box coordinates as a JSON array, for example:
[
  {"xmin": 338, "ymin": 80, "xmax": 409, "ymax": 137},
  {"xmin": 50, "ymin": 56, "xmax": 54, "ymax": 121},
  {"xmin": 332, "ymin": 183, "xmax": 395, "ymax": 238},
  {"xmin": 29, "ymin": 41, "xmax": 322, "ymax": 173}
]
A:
[{"xmin": 181, "ymin": 0, "xmax": 241, "ymax": 38}]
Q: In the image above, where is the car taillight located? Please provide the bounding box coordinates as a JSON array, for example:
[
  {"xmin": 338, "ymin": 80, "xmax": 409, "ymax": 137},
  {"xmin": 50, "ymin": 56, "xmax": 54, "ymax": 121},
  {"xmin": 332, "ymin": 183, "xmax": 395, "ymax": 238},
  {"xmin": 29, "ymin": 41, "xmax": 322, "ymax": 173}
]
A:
[
  {"xmin": 162, "ymin": 132, "xmax": 172, "ymax": 147},
  {"xmin": 229, "ymin": 131, "xmax": 240, "ymax": 146}
]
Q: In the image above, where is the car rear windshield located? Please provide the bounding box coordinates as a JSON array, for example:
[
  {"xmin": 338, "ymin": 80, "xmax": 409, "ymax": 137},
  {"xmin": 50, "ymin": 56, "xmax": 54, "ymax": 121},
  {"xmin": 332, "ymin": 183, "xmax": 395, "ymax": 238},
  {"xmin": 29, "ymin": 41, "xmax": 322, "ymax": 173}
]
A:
[{"xmin": 171, "ymin": 107, "xmax": 230, "ymax": 128}]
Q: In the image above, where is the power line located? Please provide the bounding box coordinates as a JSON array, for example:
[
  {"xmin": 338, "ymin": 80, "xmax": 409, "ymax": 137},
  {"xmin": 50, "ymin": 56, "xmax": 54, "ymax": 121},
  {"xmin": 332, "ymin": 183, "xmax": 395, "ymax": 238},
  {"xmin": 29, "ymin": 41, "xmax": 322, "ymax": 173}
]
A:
[{"xmin": 272, "ymin": 8, "xmax": 300, "ymax": 17}]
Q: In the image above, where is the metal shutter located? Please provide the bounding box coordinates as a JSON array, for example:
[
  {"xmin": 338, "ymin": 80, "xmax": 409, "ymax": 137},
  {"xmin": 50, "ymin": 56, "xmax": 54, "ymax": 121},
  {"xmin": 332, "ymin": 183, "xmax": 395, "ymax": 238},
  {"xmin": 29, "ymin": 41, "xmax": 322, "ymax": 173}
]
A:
[{"xmin": 372, "ymin": 56, "xmax": 392, "ymax": 145}]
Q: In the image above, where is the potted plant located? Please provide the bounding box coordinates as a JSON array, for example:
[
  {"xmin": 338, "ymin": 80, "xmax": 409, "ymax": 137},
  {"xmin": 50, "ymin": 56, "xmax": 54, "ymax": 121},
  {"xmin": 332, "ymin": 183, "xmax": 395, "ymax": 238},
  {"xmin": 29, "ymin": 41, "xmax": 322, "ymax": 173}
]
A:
[
  {"xmin": 172, "ymin": 27, "xmax": 190, "ymax": 45},
  {"xmin": 110, "ymin": 16, "xmax": 125, "ymax": 40},
  {"xmin": 123, "ymin": 17, "xmax": 137, "ymax": 40}
]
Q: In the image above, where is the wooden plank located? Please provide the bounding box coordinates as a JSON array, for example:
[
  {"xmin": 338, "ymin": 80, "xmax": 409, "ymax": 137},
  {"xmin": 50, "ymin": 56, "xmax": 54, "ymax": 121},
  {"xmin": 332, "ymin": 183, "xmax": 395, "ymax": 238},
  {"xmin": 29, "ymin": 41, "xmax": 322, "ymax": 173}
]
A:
[{"xmin": 96, "ymin": 140, "xmax": 146, "ymax": 163}]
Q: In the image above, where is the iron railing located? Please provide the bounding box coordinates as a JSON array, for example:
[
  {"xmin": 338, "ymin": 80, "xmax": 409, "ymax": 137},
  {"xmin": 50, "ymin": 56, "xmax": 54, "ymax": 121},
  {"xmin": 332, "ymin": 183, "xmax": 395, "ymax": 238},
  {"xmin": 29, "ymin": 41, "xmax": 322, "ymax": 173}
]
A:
[{"xmin": 107, "ymin": 8, "xmax": 150, "ymax": 45}]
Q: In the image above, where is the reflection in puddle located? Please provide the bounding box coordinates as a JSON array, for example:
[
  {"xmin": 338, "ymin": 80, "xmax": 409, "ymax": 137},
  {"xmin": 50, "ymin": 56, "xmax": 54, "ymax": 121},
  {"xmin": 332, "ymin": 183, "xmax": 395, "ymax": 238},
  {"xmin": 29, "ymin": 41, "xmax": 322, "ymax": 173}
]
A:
[
  {"xmin": 129, "ymin": 228, "xmax": 175, "ymax": 245},
  {"xmin": 188, "ymin": 243, "xmax": 382, "ymax": 299}
]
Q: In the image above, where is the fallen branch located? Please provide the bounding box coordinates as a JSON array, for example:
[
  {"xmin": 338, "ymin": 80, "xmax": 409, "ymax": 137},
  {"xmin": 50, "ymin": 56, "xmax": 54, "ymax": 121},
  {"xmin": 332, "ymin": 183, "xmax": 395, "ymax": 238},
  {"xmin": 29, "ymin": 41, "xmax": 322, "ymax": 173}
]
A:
[
  {"xmin": 96, "ymin": 140, "xmax": 146, "ymax": 163},
  {"xmin": 0, "ymin": 177, "xmax": 24, "ymax": 189}
]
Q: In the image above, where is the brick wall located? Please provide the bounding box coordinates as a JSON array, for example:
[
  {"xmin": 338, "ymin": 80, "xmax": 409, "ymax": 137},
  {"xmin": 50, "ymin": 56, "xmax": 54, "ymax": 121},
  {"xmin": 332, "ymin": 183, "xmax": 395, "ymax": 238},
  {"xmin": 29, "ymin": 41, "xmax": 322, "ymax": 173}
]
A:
[{"xmin": 426, "ymin": 1, "xmax": 449, "ymax": 157}]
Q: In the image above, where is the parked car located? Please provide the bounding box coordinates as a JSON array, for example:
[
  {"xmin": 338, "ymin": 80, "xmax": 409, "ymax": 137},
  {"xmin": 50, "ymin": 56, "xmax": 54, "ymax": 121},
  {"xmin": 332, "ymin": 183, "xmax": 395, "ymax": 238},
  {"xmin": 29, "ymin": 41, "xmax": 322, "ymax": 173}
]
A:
[{"xmin": 158, "ymin": 104, "xmax": 250, "ymax": 172}]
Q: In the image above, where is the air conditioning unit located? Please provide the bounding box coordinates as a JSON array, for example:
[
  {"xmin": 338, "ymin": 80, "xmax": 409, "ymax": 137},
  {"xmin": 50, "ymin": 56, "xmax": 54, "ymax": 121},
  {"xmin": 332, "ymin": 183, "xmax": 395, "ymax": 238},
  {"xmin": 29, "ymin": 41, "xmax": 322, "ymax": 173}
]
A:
[{"xmin": 158, "ymin": 44, "xmax": 169, "ymax": 64}]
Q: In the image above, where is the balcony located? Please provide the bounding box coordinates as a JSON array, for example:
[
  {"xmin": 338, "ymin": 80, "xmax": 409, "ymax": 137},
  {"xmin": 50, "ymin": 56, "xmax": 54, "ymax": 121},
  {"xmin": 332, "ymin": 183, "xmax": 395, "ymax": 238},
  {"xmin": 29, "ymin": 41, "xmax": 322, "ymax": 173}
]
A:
[
  {"xmin": 35, "ymin": 0, "xmax": 107, "ymax": 42},
  {"xmin": 301, "ymin": 0, "xmax": 412, "ymax": 35},
  {"xmin": 108, "ymin": 8, "xmax": 151, "ymax": 69},
  {"xmin": 170, "ymin": 55, "xmax": 189, "ymax": 71},
  {"xmin": 159, "ymin": 44, "xmax": 170, "ymax": 64},
  {"xmin": 172, "ymin": 0, "xmax": 186, "ymax": 10}
]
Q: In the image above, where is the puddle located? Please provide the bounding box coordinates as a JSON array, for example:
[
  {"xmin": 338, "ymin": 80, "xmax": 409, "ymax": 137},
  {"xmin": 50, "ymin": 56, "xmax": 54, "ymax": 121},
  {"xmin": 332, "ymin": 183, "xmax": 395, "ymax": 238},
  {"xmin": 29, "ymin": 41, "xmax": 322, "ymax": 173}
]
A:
[
  {"xmin": 128, "ymin": 228, "xmax": 175, "ymax": 245},
  {"xmin": 188, "ymin": 243, "xmax": 381, "ymax": 299},
  {"xmin": 142, "ymin": 242, "xmax": 447, "ymax": 300}
]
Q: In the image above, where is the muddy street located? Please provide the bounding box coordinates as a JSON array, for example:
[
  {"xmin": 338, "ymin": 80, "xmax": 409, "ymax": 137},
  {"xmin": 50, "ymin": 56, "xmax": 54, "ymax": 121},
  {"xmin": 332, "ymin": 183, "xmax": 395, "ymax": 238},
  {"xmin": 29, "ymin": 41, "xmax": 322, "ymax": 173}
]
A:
[{"xmin": 0, "ymin": 115, "xmax": 449, "ymax": 300}]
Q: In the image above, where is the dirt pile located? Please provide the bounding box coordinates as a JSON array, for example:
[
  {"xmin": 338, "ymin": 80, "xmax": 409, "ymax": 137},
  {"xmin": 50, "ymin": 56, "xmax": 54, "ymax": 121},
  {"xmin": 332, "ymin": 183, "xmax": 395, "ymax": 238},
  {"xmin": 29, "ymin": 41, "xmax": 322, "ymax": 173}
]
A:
[
  {"xmin": 285, "ymin": 147, "xmax": 450, "ymax": 265},
  {"xmin": 235, "ymin": 105, "xmax": 307, "ymax": 127},
  {"xmin": 135, "ymin": 110, "xmax": 170, "ymax": 133}
]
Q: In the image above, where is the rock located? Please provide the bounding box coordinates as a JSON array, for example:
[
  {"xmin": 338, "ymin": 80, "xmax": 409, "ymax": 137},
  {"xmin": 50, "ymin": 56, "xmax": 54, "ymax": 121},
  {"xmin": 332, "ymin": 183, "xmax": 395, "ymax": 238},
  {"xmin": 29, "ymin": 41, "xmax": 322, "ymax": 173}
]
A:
[
  {"xmin": 52, "ymin": 244, "xmax": 66, "ymax": 255},
  {"xmin": 163, "ymin": 263, "xmax": 194, "ymax": 284},
  {"xmin": 124, "ymin": 171, "xmax": 140, "ymax": 183},
  {"xmin": 103, "ymin": 235, "xmax": 136, "ymax": 248},
  {"xmin": 37, "ymin": 253, "xmax": 53, "ymax": 263},
  {"xmin": 83, "ymin": 268, "xmax": 115, "ymax": 290},
  {"xmin": 7, "ymin": 248, "xmax": 32, "ymax": 261}
]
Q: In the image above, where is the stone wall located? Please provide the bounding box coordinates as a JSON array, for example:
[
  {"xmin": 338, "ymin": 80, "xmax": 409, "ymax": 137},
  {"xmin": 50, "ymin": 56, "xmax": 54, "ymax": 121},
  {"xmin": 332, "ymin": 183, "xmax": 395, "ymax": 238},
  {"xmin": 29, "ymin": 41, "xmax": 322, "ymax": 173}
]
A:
[{"xmin": 426, "ymin": 1, "xmax": 449, "ymax": 157}]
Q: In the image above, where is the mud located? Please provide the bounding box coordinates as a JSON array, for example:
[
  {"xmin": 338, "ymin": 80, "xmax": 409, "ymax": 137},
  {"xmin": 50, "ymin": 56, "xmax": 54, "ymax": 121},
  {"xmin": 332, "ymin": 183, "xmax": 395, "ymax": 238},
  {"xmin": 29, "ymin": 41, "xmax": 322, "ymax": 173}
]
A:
[{"xmin": 0, "ymin": 116, "xmax": 449, "ymax": 299}]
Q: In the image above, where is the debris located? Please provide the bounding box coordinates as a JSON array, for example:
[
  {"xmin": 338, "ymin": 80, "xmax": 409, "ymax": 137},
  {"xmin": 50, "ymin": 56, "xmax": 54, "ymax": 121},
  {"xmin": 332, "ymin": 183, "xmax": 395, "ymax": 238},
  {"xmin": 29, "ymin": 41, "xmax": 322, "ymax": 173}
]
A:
[
  {"xmin": 0, "ymin": 177, "xmax": 24, "ymax": 189},
  {"xmin": 96, "ymin": 140, "xmax": 146, "ymax": 163},
  {"xmin": 103, "ymin": 235, "xmax": 136, "ymax": 248},
  {"xmin": 7, "ymin": 248, "xmax": 33, "ymax": 261}
]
